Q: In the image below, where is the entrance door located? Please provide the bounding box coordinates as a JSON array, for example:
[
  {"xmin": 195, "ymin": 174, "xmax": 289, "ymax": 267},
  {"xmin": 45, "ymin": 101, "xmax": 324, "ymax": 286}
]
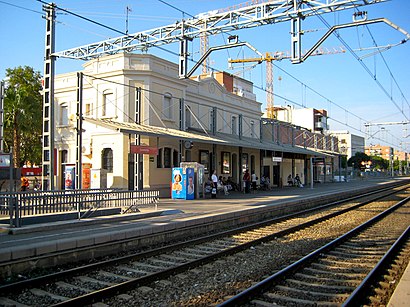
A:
[
  {"xmin": 263, "ymin": 165, "xmax": 270, "ymax": 178},
  {"xmin": 272, "ymin": 165, "xmax": 280, "ymax": 186}
]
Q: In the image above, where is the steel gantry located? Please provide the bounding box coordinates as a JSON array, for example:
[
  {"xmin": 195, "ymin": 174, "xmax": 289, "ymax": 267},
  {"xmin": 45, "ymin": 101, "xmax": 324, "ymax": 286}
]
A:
[
  {"xmin": 52, "ymin": 0, "xmax": 386, "ymax": 62},
  {"xmin": 43, "ymin": 0, "xmax": 388, "ymax": 190}
]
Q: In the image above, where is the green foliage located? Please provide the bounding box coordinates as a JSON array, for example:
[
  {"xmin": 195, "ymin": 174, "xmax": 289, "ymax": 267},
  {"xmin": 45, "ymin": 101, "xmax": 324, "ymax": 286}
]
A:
[
  {"xmin": 347, "ymin": 152, "xmax": 371, "ymax": 169},
  {"xmin": 3, "ymin": 66, "xmax": 42, "ymax": 167},
  {"xmin": 340, "ymin": 155, "xmax": 347, "ymax": 169},
  {"xmin": 370, "ymin": 155, "xmax": 389, "ymax": 171}
]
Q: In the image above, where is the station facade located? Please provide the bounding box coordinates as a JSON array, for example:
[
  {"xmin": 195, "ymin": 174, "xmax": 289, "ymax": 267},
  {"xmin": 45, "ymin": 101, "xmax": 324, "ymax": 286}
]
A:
[{"xmin": 53, "ymin": 53, "xmax": 340, "ymax": 196}]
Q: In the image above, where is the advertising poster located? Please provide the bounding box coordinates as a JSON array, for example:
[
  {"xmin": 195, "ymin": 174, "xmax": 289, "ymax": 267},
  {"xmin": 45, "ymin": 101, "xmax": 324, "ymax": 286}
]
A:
[
  {"xmin": 171, "ymin": 167, "xmax": 185, "ymax": 199},
  {"xmin": 64, "ymin": 165, "xmax": 76, "ymax": 190},
  {"xmin": 186, "ymin": 167, "xmax": 194, "ymax": 200}
]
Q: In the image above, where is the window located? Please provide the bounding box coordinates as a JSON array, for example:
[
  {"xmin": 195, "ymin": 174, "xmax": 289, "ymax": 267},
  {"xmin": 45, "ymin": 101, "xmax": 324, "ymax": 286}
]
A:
[
  {"xmin": 185, "ymin": 106, "xmax": 191, "ymax": 129},
  {"xmin": 163, "ymin": 93, "xmax": 173, "ymax": 120},
  {"xmin": 173, "ymin": 149, "xmax": 179, "ymax": 167},
  {"xmin": 210, "ymin": 109, "xmax": 215, "ymax": 132},
  {"xmin": 102, "ymin": 148, "xmax": 113, "ymax": 172},
  {"xmin": 85, "ymin": 103, "xmax": 92, "ymax": 116},
  {"xmin": 157, "ymin": 147, "xmax": 178, "ymax": 168},
  {"xmin": 102, "ymin": 90, "xmax": 114, "ymax": 117},
  {"xmin": 60, "ymin": 104, "xmax": 68, "ymax": 126},
  {"xmin": 242, "ymin": 153, "xmax": 248, "ymax": 173},
  {"xmin": 199, "ymin": 150, "xmax": 210, "ymax": 174},
  {"xmin": 157, "ymin": 148, "xmax": 163, "ymax": 168},
  {"xmin": 250, "ymin": 120, "xmax": 255, "ymax": 138},
  {"xmin": 231, "ymin": 116, "xmax": 237, "ymax": 135},
  {"xmin": 61, "ymin": 150, "xmax": 68, "ymax": 163},
  {"xmin": 221, "ymin": 152, "xmax": 231, "ymax": 174},
  {"xmin": 164, "ymin": 147, "xmax": 172, "ymax": 168}
]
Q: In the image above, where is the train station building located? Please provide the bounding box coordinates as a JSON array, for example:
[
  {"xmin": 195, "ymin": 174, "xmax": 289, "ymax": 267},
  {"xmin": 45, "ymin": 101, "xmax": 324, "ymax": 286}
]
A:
[{"xmin": 53, "ymin": 53, "xmax": 340, "ymax": 196}]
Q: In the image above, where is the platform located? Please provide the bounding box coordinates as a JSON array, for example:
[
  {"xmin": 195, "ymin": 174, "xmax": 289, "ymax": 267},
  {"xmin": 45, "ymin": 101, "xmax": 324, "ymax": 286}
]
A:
[{"xmin": 0, "ymin": 178, "xmax": 408, "ymax": 305}]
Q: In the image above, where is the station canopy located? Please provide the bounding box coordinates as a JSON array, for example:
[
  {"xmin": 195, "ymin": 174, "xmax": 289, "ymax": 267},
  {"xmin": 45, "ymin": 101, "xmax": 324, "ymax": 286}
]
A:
[{"xmin": 84, "ymin": 117, "xmax": 329, "ymax": 157}]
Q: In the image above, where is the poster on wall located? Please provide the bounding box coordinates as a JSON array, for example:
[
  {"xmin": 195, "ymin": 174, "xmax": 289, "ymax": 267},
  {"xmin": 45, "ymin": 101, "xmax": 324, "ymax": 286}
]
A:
[{"xmin": 64, "ymin": 165, "xmax": 75, "ymax": 190}]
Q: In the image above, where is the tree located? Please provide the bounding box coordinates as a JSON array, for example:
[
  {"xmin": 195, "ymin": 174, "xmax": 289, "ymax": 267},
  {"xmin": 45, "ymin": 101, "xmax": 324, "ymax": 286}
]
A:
[
  {"xmin": 347, "ymin": 152, "xmax": 371, "ymax": 170},
  {"xmin": 3, "ymin": 66, "xmax": 42, "ymax": 167},
  {"xmin": 370, "ymin": 155, "xmax": 389, "ymax": 171}
]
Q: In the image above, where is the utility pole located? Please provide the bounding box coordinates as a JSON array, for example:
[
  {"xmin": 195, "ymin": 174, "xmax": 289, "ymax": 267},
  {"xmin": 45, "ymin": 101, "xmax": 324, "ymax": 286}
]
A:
[
  {"xmin": 42, "ymin": 3, "xmax": 56, "ymax": 191},
  {"xmin": 0, "ymin": 80, "xmax": 4, "ymax": 152}
]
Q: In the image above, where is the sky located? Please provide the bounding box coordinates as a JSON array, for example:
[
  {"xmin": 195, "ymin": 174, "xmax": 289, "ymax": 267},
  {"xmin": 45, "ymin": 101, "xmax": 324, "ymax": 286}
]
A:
[{"xmin": 1, "ymin": 0, "xmax": 410, "ymax": 152}]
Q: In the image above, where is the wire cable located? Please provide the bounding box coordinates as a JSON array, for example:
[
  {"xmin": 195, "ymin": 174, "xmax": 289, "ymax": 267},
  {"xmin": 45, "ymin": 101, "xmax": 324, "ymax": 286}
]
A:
[{"xmin": 0, "ymin": 0, "xmax": 43, "ymax": 15}]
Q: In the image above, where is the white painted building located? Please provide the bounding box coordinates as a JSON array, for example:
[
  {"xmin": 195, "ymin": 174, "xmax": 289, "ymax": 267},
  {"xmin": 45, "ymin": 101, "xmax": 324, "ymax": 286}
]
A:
[
  {"xmin": 53, "ymin": 53, "xmax": 339, "ymax": 196},
  {"xmin": 328, "ymin": 130, "xmax": 365, "ymax": 159}
]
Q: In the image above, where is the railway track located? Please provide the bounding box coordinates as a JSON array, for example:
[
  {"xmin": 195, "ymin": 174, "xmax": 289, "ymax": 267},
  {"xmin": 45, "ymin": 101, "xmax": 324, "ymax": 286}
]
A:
[
  {"xmin": 0, "ymin": 184, "xmax": 408, "ymax": 306},
  {"xmin": 220, "ymin": 197, "xmax": 410, "ymax": 306}
]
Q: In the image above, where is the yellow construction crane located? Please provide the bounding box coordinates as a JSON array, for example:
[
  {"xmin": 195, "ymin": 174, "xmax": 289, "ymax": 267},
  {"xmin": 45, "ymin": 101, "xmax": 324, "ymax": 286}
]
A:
[{"xmin": 228, "ymin": 47, "xmax": 346, "ymax": 119}]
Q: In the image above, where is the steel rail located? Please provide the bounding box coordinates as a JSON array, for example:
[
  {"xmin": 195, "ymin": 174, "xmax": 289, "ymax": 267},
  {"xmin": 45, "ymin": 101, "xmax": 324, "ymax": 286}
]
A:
[
  {"xmin": 343, "ymin": 226, "xmax": 410, "ymax": 306},
  {"xmin": 1, "ymin": 181, "xmax": 405, "ymax": 291},
  {"xmin": 0, "ymin": 182, "xmax": 407, "ymax": 306},
  {"xmin": 219, "ymin": 196, "xmax": 410, "ymax": 306}
]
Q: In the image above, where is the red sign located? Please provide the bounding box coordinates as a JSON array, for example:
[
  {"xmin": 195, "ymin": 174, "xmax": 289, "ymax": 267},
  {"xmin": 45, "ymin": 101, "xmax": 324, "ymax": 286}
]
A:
[{"xmin": 130, "ymin": 145, "xmax": 158, "ymax": 155}]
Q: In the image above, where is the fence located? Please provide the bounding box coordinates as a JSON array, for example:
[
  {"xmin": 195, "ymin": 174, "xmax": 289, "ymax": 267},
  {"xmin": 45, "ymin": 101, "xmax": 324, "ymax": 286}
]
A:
[{"xmin": 0, "ymin": 189, "xmax": 159, "ymax": 227}]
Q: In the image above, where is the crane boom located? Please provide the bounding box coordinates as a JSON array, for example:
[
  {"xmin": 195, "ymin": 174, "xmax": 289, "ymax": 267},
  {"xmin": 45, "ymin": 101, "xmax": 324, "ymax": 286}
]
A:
[
  {"xmin": 53, "ymin": 0, "xmax": 385, "ymax": 60},
  {"xmin": 229, "ymin": 47, "xmax": 346, "ymax": 118}
]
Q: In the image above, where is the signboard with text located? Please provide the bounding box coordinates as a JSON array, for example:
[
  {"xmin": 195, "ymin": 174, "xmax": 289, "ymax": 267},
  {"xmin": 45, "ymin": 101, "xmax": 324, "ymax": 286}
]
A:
[{"xmin": 130, "ymin": 145, "xmax": 158, "ymax": 155}]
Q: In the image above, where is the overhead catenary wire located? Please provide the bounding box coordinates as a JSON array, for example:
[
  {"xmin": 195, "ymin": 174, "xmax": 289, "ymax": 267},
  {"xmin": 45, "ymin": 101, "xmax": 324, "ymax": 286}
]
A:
[
  {"xmin": 308, "ymin": 3, "xmax": 409, "ymax": 122},
  {"xmin": 37, "ymin": 0, "xmax": 404, "ymax": 148},
  {"xmin": 0, "ymin": 0, "xmax": 43, "ymax": 15}
]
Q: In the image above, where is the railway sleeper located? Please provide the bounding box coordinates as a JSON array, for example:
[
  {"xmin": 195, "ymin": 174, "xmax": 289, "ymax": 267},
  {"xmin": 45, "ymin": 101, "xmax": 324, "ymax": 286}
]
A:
[
  {"xmin": 263, "ymin": 291, "xmax": 341, "ymax": 306},
  {"xmin": 30, "ymin": 288, "xmax": 69, "ymax": 302},
  {"xmin": 310, "ymin": 262, "xmax": 371, "ymax": 273},
  {"xmin": 341, "ymin": 241, "xmax": 394, "ymax": 250},
  {"xmin": 74, "ymin": 275, "xmax": 114, "ymax": 287},
  {"xmin": 55, "ymin": 281, "xmax": 92, "ymax": 293},
  {"xmin": 172, "ymin": 250, "xmax": 204, "ymax": 259},
  {"xmin": 98, "ymin": 270, "xmax": 134, "ymax": 281},
  {"xmin": 131, "ymin": 261, "xmax": 166, "ymax": 271},
  {"xmin": 159, "ymin": 254, "xmax": 189, "ymax": 263},
  {"xmin": 294, "ymin": 272, "xmax": 360, "ymax": 287},
  {"xmin": 274, "ymin": 284, "xmax": 350, "ymax": 301},
  {"xmin": 116, "ymin": 265, "xmax": 149, "ymax": 276},
  {"xmin": 329, "ymin": 249, "xmax": 385, "ymax": 257},
  {"xmin": 0, "ymin": 297, "xmax": 29, "ymax": 307},
  {"xmin": 318, "ymin": 257, "xmax": 375, "ymax": 268},
  {"xmin": 148, "ymin": 258, "xmax": 179, "ymax": 267},
  {"xmin": 303, "ymin": 267, "xmax": 367, "ymax": 279},
  {"xmin": 286, "ymin": 278, "xmax": 355, "ymax": 292}
]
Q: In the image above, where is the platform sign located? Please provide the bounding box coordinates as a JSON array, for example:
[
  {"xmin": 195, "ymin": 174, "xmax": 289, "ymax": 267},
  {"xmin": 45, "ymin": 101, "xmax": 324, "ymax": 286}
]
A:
[
  {"xmin": 130, "ymin": 145, "xmax": 158, "ymax": 155},
  {"xmin": 0, "ymin": 154, "xmax": 11, "ymax": 167}
]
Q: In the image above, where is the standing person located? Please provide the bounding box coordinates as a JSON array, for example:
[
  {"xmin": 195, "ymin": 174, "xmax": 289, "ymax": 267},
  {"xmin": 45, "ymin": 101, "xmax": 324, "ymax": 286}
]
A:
[
  {"xmin": 243, "ymin": 169, "xmax": 251, "ymax": 193},
  {"xmin": 251, "ymin": 170, "xmax": 258, "ymax": 192},
  {"xmin": 21, "ymin": 176, "xmax": 29, "ymax": 191},
  {"xmin": 211, "ymin": 170, "xmax": 218, "ymax": 198},
  {"xmin": 34, "ymin": 177, "xmax": 41, "ymax": 191}
]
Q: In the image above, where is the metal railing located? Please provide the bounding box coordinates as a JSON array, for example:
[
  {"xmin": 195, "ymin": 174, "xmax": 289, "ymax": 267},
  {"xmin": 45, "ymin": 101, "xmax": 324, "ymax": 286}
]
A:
[{"xmin": 0, "ymin": 189, "xmax": 159, "ymax": 227}]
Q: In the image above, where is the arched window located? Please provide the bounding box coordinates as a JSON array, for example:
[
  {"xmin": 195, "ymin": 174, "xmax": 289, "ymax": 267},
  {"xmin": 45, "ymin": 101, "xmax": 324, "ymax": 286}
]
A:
[
  {"xmin": 163, "ymin": 93, "xmax": 173, "ymax": 120},
  {"xmin": 157, "ymin": 147, "xmax": 179, "ymax": 169},
  {"xmin": 102, "ymin": 148, "xmax": 113, "ymax": 172}
]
